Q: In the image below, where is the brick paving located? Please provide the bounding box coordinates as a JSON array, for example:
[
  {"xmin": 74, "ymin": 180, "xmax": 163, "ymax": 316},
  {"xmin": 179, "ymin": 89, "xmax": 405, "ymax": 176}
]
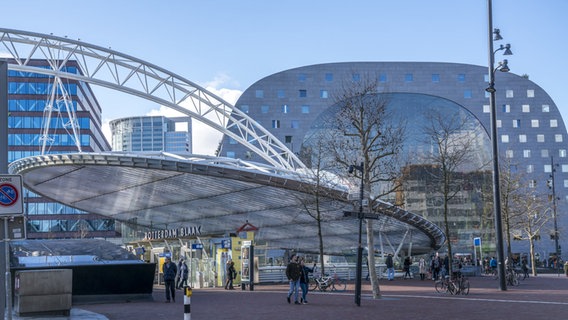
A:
[{"xmin": 73, "ymin": 273, "xmax": 568, "ymax": 320}]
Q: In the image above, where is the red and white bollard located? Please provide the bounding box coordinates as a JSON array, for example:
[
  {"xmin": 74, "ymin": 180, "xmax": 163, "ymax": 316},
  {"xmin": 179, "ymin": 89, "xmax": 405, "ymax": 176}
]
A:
[{"xmin": 184, "ymin": 286, "xmax": 192, "ymax": 320}]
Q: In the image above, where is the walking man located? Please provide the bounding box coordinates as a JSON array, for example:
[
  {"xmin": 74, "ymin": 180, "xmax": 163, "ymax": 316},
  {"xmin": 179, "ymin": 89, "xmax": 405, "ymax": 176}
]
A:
[
  {"xmin": 286, "ymin": 254, "xmax": 302, "ymax": 304},
  {"xmin": 162, "ymin": 257, "xmax": 177, "ymax": 303}
]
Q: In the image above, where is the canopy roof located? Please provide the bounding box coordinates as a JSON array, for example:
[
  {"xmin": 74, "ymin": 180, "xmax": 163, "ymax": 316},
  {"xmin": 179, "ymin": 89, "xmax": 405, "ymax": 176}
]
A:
[{"xmin": 9, "ymin": 152, "xmax": 445, "ymax": 255}]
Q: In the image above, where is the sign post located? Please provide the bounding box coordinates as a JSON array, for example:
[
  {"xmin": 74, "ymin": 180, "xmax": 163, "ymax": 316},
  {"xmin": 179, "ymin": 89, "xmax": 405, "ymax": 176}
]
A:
[{"xmin": 1, "ymin": 174, "xmax": 24, "ymax": 320}]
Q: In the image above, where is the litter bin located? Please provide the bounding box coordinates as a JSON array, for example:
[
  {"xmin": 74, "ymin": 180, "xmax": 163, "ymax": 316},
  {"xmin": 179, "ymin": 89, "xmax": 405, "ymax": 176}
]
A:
[{"xmin": 14, "ymin": 269, "xmax": 72, "ymax": 316}]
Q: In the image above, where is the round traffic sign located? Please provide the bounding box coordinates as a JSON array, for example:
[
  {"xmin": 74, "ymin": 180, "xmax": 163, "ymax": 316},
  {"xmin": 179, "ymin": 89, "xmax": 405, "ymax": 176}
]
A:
[{"xmin": 0, "ymin": 183, "xmax": 19, "ymax": 207}]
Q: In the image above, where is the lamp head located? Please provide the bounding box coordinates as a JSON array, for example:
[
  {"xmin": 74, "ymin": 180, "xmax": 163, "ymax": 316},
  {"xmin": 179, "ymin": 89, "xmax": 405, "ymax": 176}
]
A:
[
  {"xmin": 493, "ymin": 28, "xmax": 503, "ymax": 41},
  {"xmin": 499, "ymin": 59, "xmax": 510, "ymax": 72},
  {"xmin": 503, "ymin": 44, "xmax": 513, "ymax": 55}
]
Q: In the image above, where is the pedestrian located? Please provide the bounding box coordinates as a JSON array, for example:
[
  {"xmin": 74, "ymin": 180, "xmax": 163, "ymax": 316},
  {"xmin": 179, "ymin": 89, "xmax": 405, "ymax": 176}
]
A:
[
  {"xmin": 162, "ymin": 256, "xmax": 177, "ymax": 303},
  {"xmin": 285, "ymin": 254, "xmax": 302, "ymax": 304},
  {"xmin": 521, "ymin": 256, "xmax": 529, "ymax": 279},
  {"xmin": 299, "ymin": 258, "xmax": 315, "ymax": 304},
  {"xmin": 403, "ymin": 256, "xmax": 412, "ymax": 279},
  {"xmin": 490, "ymin": 257, "xmax": 497, "ymax": 276},
  {"xmin": 176, "ymin": 258, "xmax": 189, "ymax": 289},
  {"xmin": 564, "ymin": 261, "xmax": 568, "ymax": 277},
  {"xmin": 224, "ymin": 259, "xmax": 236, "ymax": 290},
  {"xmin": 431, "ymin": 253, "xmax": 441, "ymax": 280},
  {"xmin": 418, "ymin": 257, "xmax": 426, "ymax": 280},
  {"xmin": 386, "ymin": 253, "xmax": 395, "ymax": 281}
]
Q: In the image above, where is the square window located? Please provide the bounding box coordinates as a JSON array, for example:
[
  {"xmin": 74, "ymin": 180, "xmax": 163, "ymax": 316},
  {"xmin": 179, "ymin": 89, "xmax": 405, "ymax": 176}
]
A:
[
  {"xmin": 513, "ymin": 120, "xmax": 521, "ymax": 128},
  {"xmin": 497, "ymin": 120, "xmax": 502, "ymax": 128},
  {"xmin": 405, "ymin": 74, "xmax": 413, "ymax": 82},
  {"xmin": 352, "ymin": 73, "xmax": 360, "ymax": 82},
  {"xmin": 240, "ymin": 105, "xmax": 249, "ymax": 113},
  {"xmin": 501, "ymin": 135, "xmax": 509, "ymax": 143},
  {"xmin": 519, "ymin": 134, "xmax": 527, "ymax": 143},
  {"xmin": 542, "ymin": 105, "xmax": 550, "ymax": 112},
  {"xmin": 229, "ymin": 137, "xmax": 237, "ymax": 145},
  {"xmin": 502, "ymin": 104, "xmax": 510, "ymax": 113},
  {"xmin": 555, "ymin": 134, "xmax": 563, "ymax": 142},
  {"xmin": 457, "ymin": 74, "xmax": 466, "ymax": 82},
  {"xmin": 301, "ymin": 105, "xmax": 310, "ymax": 113},
  {"xmin": 527, "ymin": 89, "xmax": 535, "ymax": 98},
  {"xmin": 506, "ymin": 150, "xmax": 513, "ymax": 158},
  {"xmin": 226, "ymin": 151, "xmax": 236, "ymax": 158},
  {"xmin": 564, "ymin": 180, "xmax": 568, "ymax": 188},
  {"xmin": 255, "ymin": 90, "xmax": 264, "ymax": 98},
  {"xmin": 551, "ymin": 119, "xmax": 558, "ymax": 127},
  {"xmin": 285, "ymin": 135, "xmax": 293, "ymax": 143},
  {"xmin": 261, "ymin": 105, "xmax": 269, "ymax": 113},
  {"xmin": 379, "ymin": 73, "xmax": 387, "ymax": 82},
  {"xmin": 560, "ymin": 149, "xmax": 567, "ymax": 158},
  {"xmin": 522, "ymin": 104, "xmax": 530, "ymax": 112},
  {"xmin": 563, "ymin": 165, "xmax": 568, "ymax": 173},
  {"xmin": 298, "ymin": 73, "xmax": 307, "ymax": 82},
  {"xmin": 432, "ymin": 74, "xmax": 440, "ymax": 82},
  {"xmin": 527, "ymin": 165, "xmax": 534, "ymax": 173},
  {"xmin": 291, "ymin": 120, "xmax": 299, "ymax": 129},
  {"xmin": 544, "ymin": 164, "xmax": 552, "ymax": 173},
  {"xmin": 464, "ymin": 90, "xmax": 472, "ymax": 98},
  {"xmin": 531, "ymin": 120, "xmax": 539, "ymax": 128},
  {"xmin": 282, "ymin": 105, "xmax": 290, "ymax": 113},
  {"xmin": 523, "ymin": 149, "xmax": 531, "ymax": 158},
  {"xmin": 325, "ymin": 73, "xmax": 333, "ymax": 81},
  {"xmin": 277, "ymin": 90, "xmax": 286, "ymax": 98},
  {"xmin": 320, "ymin": 90, "xmax": 328, "ymax": 99},
  {"xmin": 541, "ymin": 149, "xmax": 549, "ymax": 157},
  {"xmin": 299, "ymin": 90, "xmax": 307, "ymax": 98},
  {"xmin": 537, "ymin": 135, "xmax": 545, "ymax": 142},
  {"xmin": 506, "ymin": 90, "xmax": 514, "ymax": 98},
  {"xmin": 483, "ymin": 105, "xmax": 490, "ymax": 113},
  {"xmin": 272, "ymin": 120, "xmax": 280, "ymax": 128}
]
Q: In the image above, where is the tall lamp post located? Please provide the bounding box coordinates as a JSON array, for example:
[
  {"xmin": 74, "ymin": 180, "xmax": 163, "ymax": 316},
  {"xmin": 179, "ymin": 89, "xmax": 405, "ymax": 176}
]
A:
[
  {"xmin": 548, "ymin": 156, "xmax": 560, "ymax": 267},
  {"xmin": 348, "ymin": 162, "xmax": 364, "ymax": 306},
  {"xmin": 486, "ymin": 0, "xmax": 512, "ymax": 291}
]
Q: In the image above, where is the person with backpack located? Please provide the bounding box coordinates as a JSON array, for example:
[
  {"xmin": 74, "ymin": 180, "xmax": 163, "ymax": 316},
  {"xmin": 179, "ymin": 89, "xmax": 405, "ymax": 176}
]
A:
[
  {"xmin": 431, "ymin": 253, "xmax": 441, "ymax": 280},
  {"xmin": 386, "ymin": 253, "xmax": 395, "ymax": 281}
]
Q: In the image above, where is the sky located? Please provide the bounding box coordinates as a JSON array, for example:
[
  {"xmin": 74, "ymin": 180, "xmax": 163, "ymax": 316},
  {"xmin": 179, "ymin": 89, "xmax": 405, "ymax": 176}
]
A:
[{"xmin": 2, "ymin": 0, "xmax": 567, "ymax": 155}]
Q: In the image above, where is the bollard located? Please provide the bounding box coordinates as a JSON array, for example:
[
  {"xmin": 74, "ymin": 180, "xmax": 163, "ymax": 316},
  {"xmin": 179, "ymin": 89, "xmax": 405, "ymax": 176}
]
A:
[{"xmin": 184, "ymin": 286, "xmax": 192, "ymax": 320}]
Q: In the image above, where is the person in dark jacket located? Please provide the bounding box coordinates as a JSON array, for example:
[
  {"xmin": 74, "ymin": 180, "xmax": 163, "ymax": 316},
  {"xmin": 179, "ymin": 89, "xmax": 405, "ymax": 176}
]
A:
[
  {"xmin": 386, "ymin": 254, "xmax": 395, "ymax": 281},
  {"xmin": 176, "ymin": 258, "xmax": 189, "ymax": 289},
  {"xmin": 162, "ymin": 257, "xmax": 177, "ymax": 303},
  {"xmin": 225, "ymin": 259, "xmax": 236, "ymax": 290},
  {"xmin": 299, "ymin": 258, "xmax": 315, "ymax": 304},
  {"xmin": 285, "ymin": 254, "xmax": 302, "ymax": 304}
]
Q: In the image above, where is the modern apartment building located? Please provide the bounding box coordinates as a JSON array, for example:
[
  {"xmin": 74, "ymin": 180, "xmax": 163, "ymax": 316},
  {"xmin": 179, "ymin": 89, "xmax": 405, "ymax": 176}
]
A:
[{"xmin": 221, "ymin": 62, "xmax": 567, "ymax": 259}]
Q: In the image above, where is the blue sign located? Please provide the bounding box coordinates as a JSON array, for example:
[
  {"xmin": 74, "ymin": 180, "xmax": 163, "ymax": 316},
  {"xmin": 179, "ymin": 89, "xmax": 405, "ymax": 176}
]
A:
[
  {"xmin": 221, "ymin": 239, "xmax": 231, "ymax": 249},
  {"xmin": 192, "ymin": 243, "xmax": 203, "ymax": 250},
  {"xmin": 473, "ymin": 237, "xmax": 481, "ymax": 246}
]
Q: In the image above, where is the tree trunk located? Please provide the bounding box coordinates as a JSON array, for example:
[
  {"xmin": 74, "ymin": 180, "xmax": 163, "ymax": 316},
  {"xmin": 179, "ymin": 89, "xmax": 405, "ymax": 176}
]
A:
[
  {"xmin": 529, "ymin": 238, "xmax": 537, "ymax": 276},
  {"xmin": 366, "ymin": 219, "xmax": 381, "ymax": 298}
]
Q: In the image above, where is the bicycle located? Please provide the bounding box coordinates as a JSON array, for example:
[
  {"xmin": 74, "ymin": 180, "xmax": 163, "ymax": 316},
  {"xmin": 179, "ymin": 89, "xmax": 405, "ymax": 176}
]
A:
[
  {"xmin": 434, "ymin": 274, "xmax": 469, "ymax": 295},
  {"xmin": 309, "ymin": 266, "xmax": 346, "ymax": 292}
]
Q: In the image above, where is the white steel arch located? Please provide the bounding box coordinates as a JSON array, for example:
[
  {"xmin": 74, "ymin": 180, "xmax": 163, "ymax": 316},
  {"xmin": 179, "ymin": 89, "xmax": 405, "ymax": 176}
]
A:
[{"xmin": 0, "ymin": 28, "xmax": 305, "ymax": 170}]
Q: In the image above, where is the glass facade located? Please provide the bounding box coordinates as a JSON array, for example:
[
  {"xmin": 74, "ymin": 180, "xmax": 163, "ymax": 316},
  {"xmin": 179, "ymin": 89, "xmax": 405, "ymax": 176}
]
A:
[
  {"xmin": 109, "ymin": 116, "xmax": 191, "ymax": 153},
  {"xmin": 6, "ymin": 60, "xmax": 115, "ymax": 239}
]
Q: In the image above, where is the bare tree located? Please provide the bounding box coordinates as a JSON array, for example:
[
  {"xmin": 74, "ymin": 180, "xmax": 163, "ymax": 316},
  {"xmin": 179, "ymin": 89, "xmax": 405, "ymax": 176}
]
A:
[
  {"xmin": 499, "ymin": 157, "xmax": 528, "ymax": 259},
  {"xmin": 318, "ymin": 75, "xmax": 406, "ymax": 299},
  {"xmin": 510, "ymin": 189, "xmax": 551, "ymax": 276},
  {"xmin": 421, "ymin": 109, "xmax": 481, "ymax": 275}
]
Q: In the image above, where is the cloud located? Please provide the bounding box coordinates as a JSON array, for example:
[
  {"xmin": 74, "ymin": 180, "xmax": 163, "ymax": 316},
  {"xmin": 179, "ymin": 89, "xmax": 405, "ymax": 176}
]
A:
[{"xmin": 101, "ymin": 74, "xmax": 242, "ymax": 156}]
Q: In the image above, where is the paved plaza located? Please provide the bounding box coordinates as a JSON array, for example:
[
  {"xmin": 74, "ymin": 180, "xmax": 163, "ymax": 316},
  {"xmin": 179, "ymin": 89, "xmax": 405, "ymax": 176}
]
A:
[{"xmin": 10, "ymin": 273, "xmax": 568, "ymax": 320}]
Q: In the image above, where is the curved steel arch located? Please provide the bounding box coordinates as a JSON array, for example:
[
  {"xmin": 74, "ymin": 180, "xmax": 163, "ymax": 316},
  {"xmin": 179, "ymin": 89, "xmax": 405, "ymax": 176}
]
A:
[{"xmin": 0, "ymin": 28, "xmax": 305, "ymax": 170}]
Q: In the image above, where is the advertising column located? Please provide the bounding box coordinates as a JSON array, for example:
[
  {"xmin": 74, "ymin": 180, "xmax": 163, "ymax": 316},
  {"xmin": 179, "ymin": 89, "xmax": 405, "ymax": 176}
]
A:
[{"xmin": 240, "ymin": 241, "xmax": 254, "ymax": 291}]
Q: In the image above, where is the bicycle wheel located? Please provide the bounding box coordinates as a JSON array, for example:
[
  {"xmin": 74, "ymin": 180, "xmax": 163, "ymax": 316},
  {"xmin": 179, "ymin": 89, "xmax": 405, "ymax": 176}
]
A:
[
  {"xmin": 309, "ymin": 280, "xmax": 319, "ymax": 291},
  {"xmin": 332, "ymin": 278, "xmax": 347, "ymax": 292},
  {"xmin": 435, "ymin": 280, "xmax": 447, "ymax": 293},
  {"xmin": 447, "ymin": 281, "xmax": 457, "ymax": 295},
  {"xmin": 460, "ymin": 279, "xmax": 470, "ymax": 295}
]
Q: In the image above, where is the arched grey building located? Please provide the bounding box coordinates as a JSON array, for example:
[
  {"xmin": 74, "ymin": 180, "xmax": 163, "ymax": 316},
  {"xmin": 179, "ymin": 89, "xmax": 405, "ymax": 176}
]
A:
[{"xmin": 221, "ymin": 62, "xmax": 567, "ymax": 260}]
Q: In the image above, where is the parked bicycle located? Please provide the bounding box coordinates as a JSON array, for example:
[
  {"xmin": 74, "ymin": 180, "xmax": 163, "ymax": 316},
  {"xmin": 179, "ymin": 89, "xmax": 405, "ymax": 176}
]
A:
[
  {"xmin": 309, "ymin": 266, "xmax": 347, "ymax": 292},
  {"xmin": 434, "ymin": 274, "xmax": 469, "ymax": 295}
]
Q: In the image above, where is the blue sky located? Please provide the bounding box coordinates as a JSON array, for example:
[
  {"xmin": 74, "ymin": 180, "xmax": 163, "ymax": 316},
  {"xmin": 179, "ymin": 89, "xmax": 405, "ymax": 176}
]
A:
[{"xmin": 2, "ymin": 0, "xmax": 567, "ymax": 154}]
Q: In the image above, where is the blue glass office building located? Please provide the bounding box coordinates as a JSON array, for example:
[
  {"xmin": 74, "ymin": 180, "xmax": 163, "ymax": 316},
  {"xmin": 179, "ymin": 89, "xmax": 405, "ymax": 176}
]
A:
[
  {"xmin": 7, "ymin": 59, "xmax": 116, "ymax": 239},
  {"xmin": 221, "ymin": 62, "xmax": 567, "ymax": 259}
]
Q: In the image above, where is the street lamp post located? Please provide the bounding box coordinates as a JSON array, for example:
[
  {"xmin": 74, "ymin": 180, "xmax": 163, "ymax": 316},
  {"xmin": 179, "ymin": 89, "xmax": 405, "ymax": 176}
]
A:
[
  {"xmin": 348, "ymin": 162, "xmax": 364, "ymax": 306},
  {"xmin": 486, "ymin": 0, "xmax": 512, "ymax": 291},
  {"xmin": 548, "ymin": 156, "xmax": 560, "ymax": 268}
]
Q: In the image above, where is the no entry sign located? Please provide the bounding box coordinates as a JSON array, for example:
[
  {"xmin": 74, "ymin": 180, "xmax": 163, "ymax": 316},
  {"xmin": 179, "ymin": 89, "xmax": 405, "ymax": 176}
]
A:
[{"xmin": 0, "ymin": 175, "xmax": 23, "ymax": 215}]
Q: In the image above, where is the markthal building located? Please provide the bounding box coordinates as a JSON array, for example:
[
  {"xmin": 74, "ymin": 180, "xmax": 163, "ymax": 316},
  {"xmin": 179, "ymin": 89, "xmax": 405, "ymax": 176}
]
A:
[{"xmin": 221, "ymin": 62, "xmax": 568, "ymax": 260}]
